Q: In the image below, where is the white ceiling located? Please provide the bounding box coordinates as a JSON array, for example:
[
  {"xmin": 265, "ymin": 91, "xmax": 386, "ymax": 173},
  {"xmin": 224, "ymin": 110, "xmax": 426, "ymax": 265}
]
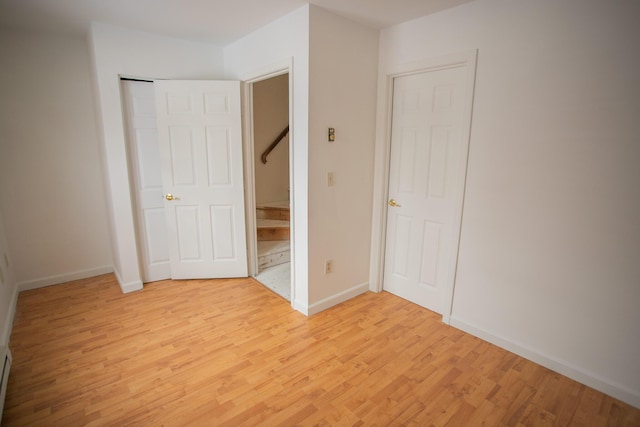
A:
[{"xmin": 0, "ymin": 0, "xmax": 474, "ymax": 45}]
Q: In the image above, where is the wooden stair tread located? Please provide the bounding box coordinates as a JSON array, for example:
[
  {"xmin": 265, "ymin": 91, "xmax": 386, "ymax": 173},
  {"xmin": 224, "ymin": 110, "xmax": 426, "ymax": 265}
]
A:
[
  {"xmin": 256, "ymin": 206, "xmax": 290, "ymax": 221},
  {"xmin": 257, "ymin": 206, "xmax": 289, "ymax": 212},
  {"xmin": 256, "ymin": 202, "xmax": 290, "ymax": 242},
  {"xmin": 257, "ymin": 240, "xmax": 290, "ymax": 256},
  {"xmin": 257, "ymin": 218, "xmax": 289, "ymax": 229},
  {"xmin": 256, "ymin": 201, "xmax": 289, "ymax": 209}
]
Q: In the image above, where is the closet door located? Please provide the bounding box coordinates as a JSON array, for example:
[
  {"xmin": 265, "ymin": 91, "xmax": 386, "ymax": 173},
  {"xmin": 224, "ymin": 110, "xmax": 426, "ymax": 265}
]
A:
[
  {"xmin": 122, "ymin": 80, "xmax": 170, "ymax": 283},
  {"xmin": 155, "ymin": 80, "xmax": 248, "ymax": 279}
]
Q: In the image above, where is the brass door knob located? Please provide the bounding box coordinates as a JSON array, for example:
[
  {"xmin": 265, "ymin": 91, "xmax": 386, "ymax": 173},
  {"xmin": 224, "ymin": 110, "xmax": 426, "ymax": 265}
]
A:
[
  {"xmin": 388, "ymin": 199, "xmax": 401, "ymax": 207},
  {"xmin": 164, "ymin": 193, "xmax": 180, "ymax": 201}
]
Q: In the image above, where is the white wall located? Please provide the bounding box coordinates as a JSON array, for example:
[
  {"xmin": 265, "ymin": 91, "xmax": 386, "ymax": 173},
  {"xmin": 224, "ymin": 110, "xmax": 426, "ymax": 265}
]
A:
[
  {"xmin": 253, "ymin": 74, "xmax": 290, "ymax": 205},
  {"xmin": 224, "ymin": 5, "xmax": 378, "ymax": 314},
  {"xmin": 224, "ymin": 6, "xmax": 310, "ymax": 312},
  {"xmin": 376, "ymin": 0, "xmax": 640, "ymax": 407},
  {"xmin": 307, "ymin": 7, "xmax": 378, "ymax": 310},
  {"xmin": 0, "ymin": 28, "xmax": 113, "ymax": 289},
  {"xmin": 89, "ymin": 23, "xmax": 225, "ymax": 292}
]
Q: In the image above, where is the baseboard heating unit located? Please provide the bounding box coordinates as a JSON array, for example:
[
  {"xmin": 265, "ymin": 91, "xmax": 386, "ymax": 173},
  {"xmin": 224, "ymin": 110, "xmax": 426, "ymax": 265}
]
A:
[{"xmin": 0, "ymin": 345, "xmax": 11, "ymax": 423}]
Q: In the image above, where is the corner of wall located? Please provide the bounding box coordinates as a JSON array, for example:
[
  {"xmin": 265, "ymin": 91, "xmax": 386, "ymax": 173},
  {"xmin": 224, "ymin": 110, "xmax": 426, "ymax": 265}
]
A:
[
  {"xmin": 307, "ymin": 282, "xmax": 369, "ymax": 316},
  {"xmin": 17, "ymin": 266, "xmax": 114, "ymax": 292},
  {"xmin": 449, "ymin": 316, "xmax": 640, "ymax": 410},
  {"xmin": 291, "ymin": 299, "xmax": 309, "ymax": 316},
  {"xmin": 113, "ymin": 269, "xmax": 143, "ymax": 294},
  {"xmin": 306, "ymin": 6, "xmax": 378, "ymax": 307}
]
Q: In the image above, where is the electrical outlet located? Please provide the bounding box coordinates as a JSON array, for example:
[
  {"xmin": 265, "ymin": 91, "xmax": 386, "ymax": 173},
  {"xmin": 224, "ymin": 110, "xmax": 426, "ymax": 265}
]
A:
[
  {"xmin": 327, "ymin": 172, "xmax": 335, "ymax": 187},
  {"xmin": 324, "ymin": 259, "xmax": 333, "ymax": 274}
]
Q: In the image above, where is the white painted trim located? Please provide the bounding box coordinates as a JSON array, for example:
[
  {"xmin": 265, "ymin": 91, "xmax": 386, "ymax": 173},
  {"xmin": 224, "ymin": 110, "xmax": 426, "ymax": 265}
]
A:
[
  {"xmin": 17, "ymin": 265, "xmax": 114, "ymax": 292},
  {"xmin": 368, "ymin": 71, "xmax": 394, "ymax": 295},
  {"xmin": 0, "ymin": 286, "xmax": 18, "ymax": 347},
  {"xmin": 242, "ymin": 82, "xmax": 259, "ymax": 278},
  {"xmin": 369, "ymin": 49, "xmax": 478, "ymax": 325},
  {"xmin": 292, "ymin": 299, "xmax": 309, "ymax": 316},
  {"xmin": 441, "ymin": 50, "xmax": 478, "ymax": 324},
  {"xmin": 0, "ymin": 346, "xmax": 12, "ymax": 422},
  {"xmin": 113, "ymin": 268, "xmax": 143, "ymax": 293},
  {"xmin": 240, "ymin": 58, "xmax": 298, "ymax": 311},
  {"xmin": 450, "ymin": 316, "xmax": 640, "ymax": 409},
  {"xmin": 307, "ymin": 282, "xmax": 369, "ymax": 316},
  {"xmin": 239, "ymin": 58, "xmax": 292, "ymax": 83}
]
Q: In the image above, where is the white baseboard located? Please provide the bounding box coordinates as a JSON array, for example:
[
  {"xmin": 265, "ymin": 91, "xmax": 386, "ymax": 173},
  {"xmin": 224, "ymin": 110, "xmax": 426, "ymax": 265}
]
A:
[
  {"xmin": 113, "ymin": 269, "xmax": 143, "ymax": 294},
  {"xmin": 449, "ymin": 316, "xmax": 640, "ymax": 410},
  {"xmin": 307, "ymin": 282, "xmax": 369, "ymax": 316},
  {"xmin": 0, "ymin": 345, "xmax": 12, "ymax": 422},
  {"xmin": 0, "ymin": 286, "xmax": 18, "ymax": 348},
  {"xmin": 291, "ymin": 299, "xmax": 309, "ymax": 316},
  {"xmin": 17, "ymin": 265, "xmax": 114, "ymax": 292}
]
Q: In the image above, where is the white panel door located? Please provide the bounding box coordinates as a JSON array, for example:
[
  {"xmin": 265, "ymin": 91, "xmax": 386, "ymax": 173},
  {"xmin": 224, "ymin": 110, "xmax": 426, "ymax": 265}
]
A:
[
  {"xmin": 383, "ymin": 65, "xmax": 470, "ymax": 314},
  {"xmin": 155, "ymin": 80, "xmax": 248, "ymax": 279},
  {"xmin": 122, "ymin": 80, "xmax": 170, "ymax": 283}
]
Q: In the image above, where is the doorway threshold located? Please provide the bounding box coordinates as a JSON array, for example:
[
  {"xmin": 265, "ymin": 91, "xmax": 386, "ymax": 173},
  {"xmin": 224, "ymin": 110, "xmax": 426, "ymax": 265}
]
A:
[{"xmin": 255, "ymin": 262, "xmax": 290, "ymax": 301}]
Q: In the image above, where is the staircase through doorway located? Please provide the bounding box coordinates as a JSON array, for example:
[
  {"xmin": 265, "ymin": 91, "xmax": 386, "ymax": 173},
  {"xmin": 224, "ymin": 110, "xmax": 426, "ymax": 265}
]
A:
[{"xmin": 255, "ymin": 201, "xmax": 290, "ymax": 301}]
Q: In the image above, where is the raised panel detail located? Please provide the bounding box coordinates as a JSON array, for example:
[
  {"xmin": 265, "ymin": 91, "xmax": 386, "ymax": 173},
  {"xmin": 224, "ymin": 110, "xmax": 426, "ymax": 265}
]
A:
[
  {"xmin": 427, "ymin": 127, "xmax": 450, "ymax": 198},
  {"xmin": 398, "ymin": 128, "xmax": 417, "ymax": 193},
  {"xmin": 176, "ymin": 206, "xmax": 201, "ymax": 261},
  {"xmin": 419, "ymin": 221, "xmax": 442, "ymax": 288},
  {"xmin": 211, "ymin": 205, "xmax": 235, "ymax": 260},
  {"xmin": 204, "ymin": 93, "xmax": 230, "ymax": 114},
  {"xmin": 166, "ymin": 93, "xmax": 192, "ymax": 114},
  {"xmin": 433, "ymin": 85, "xmax": 455, "ymax": 112},
  {"xmin": 206, "ymin": 127, "xmax": 231, "ymax": 186},
  {"xmin": 143, "ymin": 208, "xmax": 169, "ymax": 265},
  {"xmin": 169, "ymin": 126, "xmax": 196, "ymax": 186},
  {"xmin": 135, "ymin": 128, "xmax": 162, "ymax": 191},
  {"xmin": 392, "ymin": 215, "xmax": 412, "ymax": 278},
  {"xmin": 402, "ymin": 89, "xmax": 419, "ymax": 113},
  {"xmin": 132, "ymin": 95, "xmax": 155, "ymax": 116}
]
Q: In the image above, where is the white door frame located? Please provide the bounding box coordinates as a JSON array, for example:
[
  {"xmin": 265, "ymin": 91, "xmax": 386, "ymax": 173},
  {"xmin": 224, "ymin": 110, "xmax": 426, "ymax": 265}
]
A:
[
  {"xmin": 240, "ymin": 58, "xmax": 294, "ymax": 304},
  {"xmin": 369, "ymin": 50, "xmax": 477, "ymax": 324}
]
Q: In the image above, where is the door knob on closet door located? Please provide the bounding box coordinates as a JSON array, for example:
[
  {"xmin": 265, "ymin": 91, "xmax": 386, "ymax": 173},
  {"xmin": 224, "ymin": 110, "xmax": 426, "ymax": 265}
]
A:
[
  {"xmin": 164, "ymin": 193, "xmax": 180, "ymax": 201},
  {"xmin": 388, "ymin": 199, "xmax": 401, "ymax": 207}
]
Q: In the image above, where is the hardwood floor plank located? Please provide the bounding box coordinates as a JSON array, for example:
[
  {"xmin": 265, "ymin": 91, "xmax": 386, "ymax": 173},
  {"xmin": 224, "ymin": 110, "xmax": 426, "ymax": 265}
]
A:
[{"xmin": 3, "ymin": 274, "xmax": 639, "ymax": 426}]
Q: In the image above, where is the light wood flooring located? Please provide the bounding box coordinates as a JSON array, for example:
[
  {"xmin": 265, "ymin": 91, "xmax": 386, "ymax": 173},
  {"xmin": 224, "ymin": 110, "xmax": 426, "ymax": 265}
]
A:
[{"xmin": 3, "ymin": 274, "xmax": 639, "ymax": 426}]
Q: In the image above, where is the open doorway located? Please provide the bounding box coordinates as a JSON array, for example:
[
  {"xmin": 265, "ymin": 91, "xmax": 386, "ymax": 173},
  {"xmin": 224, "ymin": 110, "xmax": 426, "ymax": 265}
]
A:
[{"xmin": 251, "ymin": 73, "xmax": 291, "ymax": 300}]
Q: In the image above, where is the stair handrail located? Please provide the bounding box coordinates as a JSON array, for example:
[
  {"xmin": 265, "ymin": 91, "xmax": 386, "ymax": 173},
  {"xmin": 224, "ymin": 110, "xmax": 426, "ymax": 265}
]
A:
[{"xmin": 261, "ymin": 125, "xmax": 289, "ymax": 164}]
